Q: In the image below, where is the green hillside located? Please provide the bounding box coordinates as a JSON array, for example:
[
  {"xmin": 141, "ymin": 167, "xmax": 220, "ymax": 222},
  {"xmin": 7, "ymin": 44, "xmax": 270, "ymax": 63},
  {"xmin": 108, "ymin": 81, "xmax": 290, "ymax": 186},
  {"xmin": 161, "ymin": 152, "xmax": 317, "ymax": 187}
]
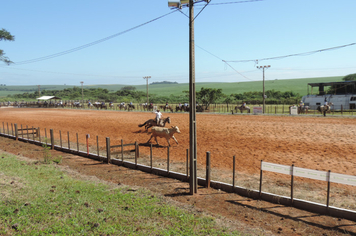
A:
[{"xmin": 0, "ymin": 76, "xmax": 343, "ymax": 98}]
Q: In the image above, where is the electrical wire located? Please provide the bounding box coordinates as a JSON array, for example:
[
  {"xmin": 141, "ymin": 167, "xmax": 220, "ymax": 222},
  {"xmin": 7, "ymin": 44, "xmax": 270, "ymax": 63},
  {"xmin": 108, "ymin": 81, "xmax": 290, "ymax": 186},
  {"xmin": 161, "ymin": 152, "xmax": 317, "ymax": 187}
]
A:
[
  {"xmin": 10, "ymin": 10, "xmax": 179, "ymax": 66},
  {"xmin": 209, "ymin": 0, "xmax": 264, "ymax": 5},
  {"xmin": 225, "ymin": 43, "xmax": 356, "ymax": 63}
]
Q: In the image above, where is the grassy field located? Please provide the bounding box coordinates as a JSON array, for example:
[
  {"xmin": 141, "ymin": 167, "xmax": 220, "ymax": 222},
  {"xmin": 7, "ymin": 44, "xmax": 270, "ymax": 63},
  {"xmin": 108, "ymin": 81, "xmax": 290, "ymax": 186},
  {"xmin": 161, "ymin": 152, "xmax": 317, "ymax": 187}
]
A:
[
  {"xmin": 0, "ymin": 151, "xmax": 240, "ymax": 235},
  {"xmin": 0, "ymin": 76, "xmax": 343, "ymax": 98}
]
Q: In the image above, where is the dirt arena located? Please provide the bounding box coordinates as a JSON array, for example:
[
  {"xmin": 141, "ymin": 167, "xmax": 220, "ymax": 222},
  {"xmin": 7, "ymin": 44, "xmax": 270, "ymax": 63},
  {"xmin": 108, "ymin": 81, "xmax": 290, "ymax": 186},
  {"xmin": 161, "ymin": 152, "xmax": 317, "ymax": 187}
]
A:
[
  {"xmin": 1, "ymin": 108, "xmax": 356, "ymax": 176},
  {"xmin": 2, "ymin": 108, "xmax": 356, "ymax": 235}
]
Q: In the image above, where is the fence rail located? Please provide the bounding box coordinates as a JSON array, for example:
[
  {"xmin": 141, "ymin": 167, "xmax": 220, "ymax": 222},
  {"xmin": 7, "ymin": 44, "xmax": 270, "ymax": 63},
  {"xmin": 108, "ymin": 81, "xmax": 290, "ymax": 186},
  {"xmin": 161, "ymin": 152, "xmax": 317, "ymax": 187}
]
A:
[
  {"xmin": 0, "ymin": 121, "xmax": 355, "ymax": 222},
  {"xmin": 10, "ymin": 101, "xmax": 356, "ymax": 116}
]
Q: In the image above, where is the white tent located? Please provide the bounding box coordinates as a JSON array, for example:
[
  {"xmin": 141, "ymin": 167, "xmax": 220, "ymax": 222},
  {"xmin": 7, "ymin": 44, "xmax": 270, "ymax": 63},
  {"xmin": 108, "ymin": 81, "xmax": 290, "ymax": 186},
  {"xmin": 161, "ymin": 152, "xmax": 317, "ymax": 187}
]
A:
[{"xmin": 36, "ymin": 96, "xmax": 62, "ymax": 100}]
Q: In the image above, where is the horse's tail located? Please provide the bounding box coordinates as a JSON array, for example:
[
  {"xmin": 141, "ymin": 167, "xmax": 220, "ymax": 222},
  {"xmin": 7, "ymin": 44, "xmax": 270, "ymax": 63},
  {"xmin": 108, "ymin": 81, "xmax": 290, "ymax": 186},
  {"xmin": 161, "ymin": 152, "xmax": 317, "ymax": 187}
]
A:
[{"xmin": 138, "ymin": 122, "xmax": 146, "ymax": 127}]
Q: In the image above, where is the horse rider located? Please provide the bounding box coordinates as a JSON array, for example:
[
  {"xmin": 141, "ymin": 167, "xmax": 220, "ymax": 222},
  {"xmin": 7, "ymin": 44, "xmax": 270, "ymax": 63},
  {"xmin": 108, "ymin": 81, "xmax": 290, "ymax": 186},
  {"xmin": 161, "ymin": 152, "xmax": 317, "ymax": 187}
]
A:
[
  {"xmin": 154, "ymin": 109, "xmax": 162, "ymax": 126},
  {"xmin": 324, "ymin": 97, "xmax": 328, "ymax": 106},
  {"xmin": 299, "ymin": 100, "xmax": 304, "ymax": 107},
  {"xmin": 242, "ymin": 101, "xmax": 246, "ymax": 108},
  {"xmin": 165, "ymin": 102, "xmax": 169, "ymax": 108}
]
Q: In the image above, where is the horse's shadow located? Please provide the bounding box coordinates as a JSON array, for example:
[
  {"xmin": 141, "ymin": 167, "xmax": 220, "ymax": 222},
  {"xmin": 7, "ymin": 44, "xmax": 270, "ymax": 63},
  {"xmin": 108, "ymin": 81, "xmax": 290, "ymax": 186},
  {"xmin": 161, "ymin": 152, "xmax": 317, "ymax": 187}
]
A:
[
  {"xmin": 133, "ymin": 130, "xmax": 149, "ymax": 134},
  {"xmin": 139, "ymin": 143, "xmax": 166, "ymax": 148}
]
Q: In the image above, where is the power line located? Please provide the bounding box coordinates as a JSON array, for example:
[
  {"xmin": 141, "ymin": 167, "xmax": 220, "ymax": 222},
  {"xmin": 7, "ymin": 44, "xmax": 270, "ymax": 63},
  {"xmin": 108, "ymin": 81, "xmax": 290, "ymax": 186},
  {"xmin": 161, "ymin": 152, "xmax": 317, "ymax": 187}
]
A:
[
  {"xmin": 10, "ymin": 10, "xmax": 179, "ymax": 66},
  {"xmin": 225, "ymin": 43, "xmax": 356, "ymax": 63},
  {"xmin": 209, "ymin": 0, "xmax": 264, "ymax": 5}
]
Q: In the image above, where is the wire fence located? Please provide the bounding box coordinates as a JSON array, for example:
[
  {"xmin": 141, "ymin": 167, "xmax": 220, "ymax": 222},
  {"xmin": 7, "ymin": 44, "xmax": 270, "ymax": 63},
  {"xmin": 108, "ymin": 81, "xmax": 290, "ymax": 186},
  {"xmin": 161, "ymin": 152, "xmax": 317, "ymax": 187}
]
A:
[{"xmin": 1, "ymin": 121, "xmax": 356, "ymax": 222}]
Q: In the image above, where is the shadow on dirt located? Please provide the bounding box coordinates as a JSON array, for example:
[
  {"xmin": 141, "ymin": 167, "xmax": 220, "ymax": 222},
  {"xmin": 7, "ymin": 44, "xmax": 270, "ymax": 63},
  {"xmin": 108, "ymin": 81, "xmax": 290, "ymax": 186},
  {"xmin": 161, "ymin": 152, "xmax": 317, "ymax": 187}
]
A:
[{"xmin": 226, "ymin": 200, "xmax": 356, "ymax": 235}]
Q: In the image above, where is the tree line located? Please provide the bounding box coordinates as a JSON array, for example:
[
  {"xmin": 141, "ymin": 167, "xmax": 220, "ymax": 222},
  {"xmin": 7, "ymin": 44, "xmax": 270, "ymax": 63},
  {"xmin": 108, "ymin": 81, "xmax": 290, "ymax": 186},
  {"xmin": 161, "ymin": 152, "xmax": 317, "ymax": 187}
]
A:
[{"xmin": 7, "ymin": 86, "xmax": 302, "ymax": 107}]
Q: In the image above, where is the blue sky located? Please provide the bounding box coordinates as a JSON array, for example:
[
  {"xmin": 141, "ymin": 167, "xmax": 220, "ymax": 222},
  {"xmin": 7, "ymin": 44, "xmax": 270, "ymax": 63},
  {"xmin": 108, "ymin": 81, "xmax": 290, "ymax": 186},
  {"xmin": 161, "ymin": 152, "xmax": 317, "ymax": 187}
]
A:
[{"xmin": 1, "ymin": 0, "xmax": 355, "ymax": 86}]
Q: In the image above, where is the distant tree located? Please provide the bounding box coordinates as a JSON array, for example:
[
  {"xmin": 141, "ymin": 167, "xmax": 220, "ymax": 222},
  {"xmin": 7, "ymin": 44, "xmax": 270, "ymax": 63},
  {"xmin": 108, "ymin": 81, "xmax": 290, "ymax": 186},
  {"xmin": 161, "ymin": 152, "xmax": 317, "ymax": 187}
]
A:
[
  {"xmin": 342, "ymin": 73, "xmax": 356, "ymax": 81},
  {"xmin": 0, "ymin": 29, "xmax": 15, "ymax": 65},
  {"xmin": 196, "ymin": 87, "xmax": 223, "ymax": 109},
  {"xmin": 121, "ymin": 86, "xmax": 136, "ymax": 91}
]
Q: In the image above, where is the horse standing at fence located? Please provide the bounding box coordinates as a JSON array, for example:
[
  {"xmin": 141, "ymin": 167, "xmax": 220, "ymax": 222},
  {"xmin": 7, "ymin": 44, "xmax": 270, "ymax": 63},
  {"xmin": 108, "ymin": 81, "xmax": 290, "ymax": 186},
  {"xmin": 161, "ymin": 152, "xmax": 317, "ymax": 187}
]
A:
[
  {"xmin": 127, "ymin": 104, "xmax": 135, "ymax": 111},
  {"xmin": 298, "ymin": 105, "xmax": 309, "ymax": 114},
  {"xmin": 176, "ymin": 105, "xmax": 184, "ymax": 112},
  {"xmin": 143, "ymin": 104, "xmax": 153, "ymax": 111},
  {"xmin": 235, "ymin": 105, "xmax": 250, "ymax": 113},
  {"xmin": 160, "ymin": 105, "xmax": 173, "ymax": 113},
  {"xmin": 117, "ymin": 104, "xmax": 126, "ymax": 110},
  {"xmin": 317, "ymin": 103, "xmax": 333, "ymax": 117},
  {"xmin": 138, "ymin": 117, "xmax": 171, "ymax": 130}
]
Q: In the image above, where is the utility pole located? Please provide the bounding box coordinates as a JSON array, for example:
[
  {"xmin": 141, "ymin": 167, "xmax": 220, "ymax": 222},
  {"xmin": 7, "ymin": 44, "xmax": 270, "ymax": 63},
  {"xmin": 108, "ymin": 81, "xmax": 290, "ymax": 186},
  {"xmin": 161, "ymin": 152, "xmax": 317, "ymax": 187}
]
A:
[
  {"xmin": 169, "ymin": 0, "xmax": 210, "ymax": 195},
  {"xmin": 143, "ymin": 76, "xmax": 151, "ymax": 104},
  {"xmin": 188, "ymin": 0, "xmax": 197, "ymax": 195},
  {"xmin": 256, "ymin": 65, "xmax": 270, "ymax": 114},
  {"xmin": 38, "ymin": 85, "xmax": 40, "ymax": 97},
  {"xmin": 80, "ymin": 81, "xmax": 84, "ymax": 102}
]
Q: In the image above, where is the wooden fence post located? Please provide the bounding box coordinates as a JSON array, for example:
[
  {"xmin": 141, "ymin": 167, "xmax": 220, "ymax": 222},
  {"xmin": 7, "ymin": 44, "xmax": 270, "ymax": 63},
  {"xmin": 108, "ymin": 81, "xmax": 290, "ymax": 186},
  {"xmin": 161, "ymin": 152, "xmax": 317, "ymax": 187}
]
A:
[
  {"xmin": 259, "ymin": 160, "xmax": 263, "ymax": 198},
  {"xmin": 135, "ymin": 142, "xmax": 138, "ymax": 168},
  {"xmin": 67, "ymin": 131, "xmax": 70, "ymax": 150},
  {"xmin": 97, "ymin": 136, "xmax": 99, "ymax": 157},
  {"xmin": 291, "ymin": 164, "xmax": 294, "ymax": 206},
  {"xmin": 206, "ymin": 151, "xmax": 211, "ymax": 188},
  {"xmin": 14, "ymin": 124, "xmax": 18, "ymax": 141},
  {"xmin": 186, "ymin": 149, "xmax": 189, "ymax": 178},
  {"xmin": 327, "ymin": 170, "xmax": 331, "ymax": 209},
  {"xmin": 26, "ymin": 125, "xmax": 29, "ymax": 140},
  {"xmin": 32, "ymin": 126, "xmax": 35, "ymax": 141},
  {"xmin": 60, "ymin": 131, "xmax": 62, "ymax": 148},
  {"xmin": 106, "ymin": 137, "xmax": 111, "ymax": 164},
  {"xmin": 121, "ymin": 139, "xmax": 124, "ymax": 162},
  {"xmin": 167, "ymin": 146, "xmax": 170, "ymax": 174},
  {"xmin": 76, "ymin": 133, "xmax": 79, "ymax": 152},
  {"xmin": 150, "ymin": 144, "xmax": 153, "ymax": 171},
  {"xmin": 233, "ymin": 155, "xmax": 236, "ymax": 191},
  {"xmin": 50, "ymin": 129, "xmax": 54, "ymax": 150}
]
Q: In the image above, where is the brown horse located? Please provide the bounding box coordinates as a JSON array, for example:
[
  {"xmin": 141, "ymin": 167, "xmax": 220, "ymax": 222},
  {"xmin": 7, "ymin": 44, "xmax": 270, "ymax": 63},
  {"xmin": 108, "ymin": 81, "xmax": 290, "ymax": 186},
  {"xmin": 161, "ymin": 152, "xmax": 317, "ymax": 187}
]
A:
[
  {"xmin": 160, "ymin": 105, "xmax": 173, "ymax": 113},
  {"xmin": 117, "ymin": 104, "xmax": 126, "ymax": 110},
  {"xmin": 138, "ymin": 117, "xmax": 171, "ymax": 130},
  {"xmin": 298, "ymin": 105, "xmax": 309, "ymax": 114},
  {"xmin": 235, "ymin": 105, "xmax": 250, "ymax": 113},
  {"xmin": 176, "ymin": 105, "xmax": 189, "ymax": 112},
  {"xmin": 127, "ymin": 104, "xmax": 135, "ymax": 110},
  {"xmin": 143, "ymin": 104, "xmax": 154, "ymax": 111}
]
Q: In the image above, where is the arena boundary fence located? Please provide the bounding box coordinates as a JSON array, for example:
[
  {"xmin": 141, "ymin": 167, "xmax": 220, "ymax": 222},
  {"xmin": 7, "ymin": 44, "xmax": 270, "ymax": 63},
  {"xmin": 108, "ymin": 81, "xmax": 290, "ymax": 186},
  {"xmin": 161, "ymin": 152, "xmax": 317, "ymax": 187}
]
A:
[{"xmin": 0, "ymin": 122, "xmax": 356, "ymax": 222}]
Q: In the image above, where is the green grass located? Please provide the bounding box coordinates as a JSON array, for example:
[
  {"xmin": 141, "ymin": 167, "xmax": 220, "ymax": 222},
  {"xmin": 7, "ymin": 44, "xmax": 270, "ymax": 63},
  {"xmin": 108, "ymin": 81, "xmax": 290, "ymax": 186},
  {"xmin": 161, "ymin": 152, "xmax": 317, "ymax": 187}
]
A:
[
  {"xmin": 0, "ymin": 152, "xmax": 240, "ymax": 235},
  {"xmin": 0, "ymin": 76, "xmax": 344, "ymax": 99}
]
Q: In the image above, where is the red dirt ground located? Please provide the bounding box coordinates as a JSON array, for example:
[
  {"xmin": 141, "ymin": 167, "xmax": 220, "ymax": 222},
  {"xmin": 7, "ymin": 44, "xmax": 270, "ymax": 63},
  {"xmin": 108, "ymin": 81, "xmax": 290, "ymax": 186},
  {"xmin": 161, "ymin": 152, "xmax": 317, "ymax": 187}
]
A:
[
  {"xmin": 1, "ymin": 108, "xmax": 356, "ymax": 235},
  {"xmin": 2, "ymin": 108, "xmax": 356, "ymax": 175}
]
